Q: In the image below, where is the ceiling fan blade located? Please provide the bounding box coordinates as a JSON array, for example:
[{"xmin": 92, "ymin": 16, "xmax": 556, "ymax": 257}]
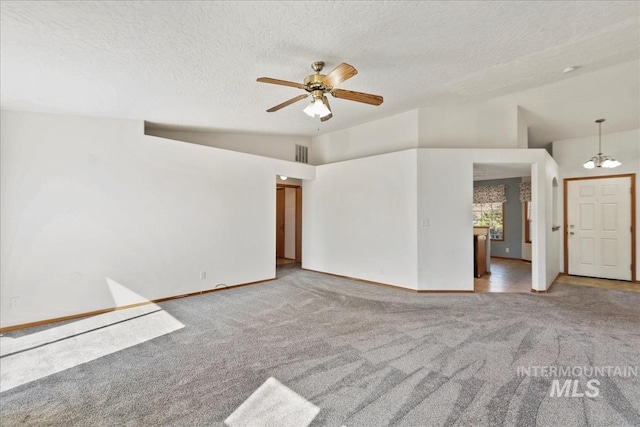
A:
[
  {"xmin": 322, "ymin": 63, "xmax": 358, "ymax": 89},
  {"xmin": 257, "ymin": 77, "xmax": 306, "ymax": 90},
  {"xmin": 331, "ymin": 89, "xmax": 383, "ymax": 106},
  {"xmin": 321, "ymin": 96, "xmax": 333, "ymax": 122},
  {"xmin": 266, "ymin": 94, "xmax": 309, "ymax": 112}
]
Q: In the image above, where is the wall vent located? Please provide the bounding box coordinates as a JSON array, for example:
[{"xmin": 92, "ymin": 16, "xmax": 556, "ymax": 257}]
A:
[{"xmin": 295, "ymin": 145, "xmax": 308, "ymax": 164}]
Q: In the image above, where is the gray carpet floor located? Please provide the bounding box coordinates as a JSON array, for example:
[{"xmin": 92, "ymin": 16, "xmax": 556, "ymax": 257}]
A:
[{"xmin": 1, "ymin": 265, "xmax": 639, "ymax": 426}]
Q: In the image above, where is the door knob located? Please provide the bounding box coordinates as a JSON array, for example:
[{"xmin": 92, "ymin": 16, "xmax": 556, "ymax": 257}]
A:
[{"xmin": 570, "ymin": 232, "xmax": 575, "ymax": 235}]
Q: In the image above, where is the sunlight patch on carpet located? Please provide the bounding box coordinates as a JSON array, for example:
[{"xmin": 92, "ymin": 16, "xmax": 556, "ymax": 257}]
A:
[
  {"xmin": 224, "ymin": 377, "xmax": 320, "ymax": 427},
  {"xmin": 0, "ymin": 279, "xmax": 184, "ymax": 392}
]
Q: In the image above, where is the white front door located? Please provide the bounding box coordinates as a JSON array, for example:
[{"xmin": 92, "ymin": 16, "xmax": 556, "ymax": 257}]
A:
[{"xmin": 567, "ymin": 176, "xmax": 632, "ymax": 281}]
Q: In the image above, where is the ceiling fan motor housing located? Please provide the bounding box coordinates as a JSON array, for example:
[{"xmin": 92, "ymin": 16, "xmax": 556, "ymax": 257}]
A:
[{"xmin": 304, "ymin": 73, "xmax": 326, "ymax": 91}]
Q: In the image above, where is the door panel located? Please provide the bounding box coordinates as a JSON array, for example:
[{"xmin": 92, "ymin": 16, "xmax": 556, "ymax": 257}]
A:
[
  {"xmin": 602, "ymin": 239, "xmax": 617, "ymax": 266},
  {"xmin": 276, "ymin": 188, "xmax": 285, "ymax": 258},
  {"xmin": 579, "ymin": 238, "xmax": 595, "ymax": 265},
  {"xmin": 567, "ymin": 176, "xmax": 631, "ymax": 280},
  {"xmin": 602, "ymin": 204, "xmax": 616, "ymax": 230},
  {"xmin": 579, "ymin": 204, "xmax": 594, "ymax": 229}
]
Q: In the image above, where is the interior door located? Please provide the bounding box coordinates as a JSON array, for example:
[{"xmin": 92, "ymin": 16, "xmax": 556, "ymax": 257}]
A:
[
  {"xmin": 276, "ymin": 188, "xmax": 285, "ymax": 258},
  {"xmin": 567, "ymin": 176, "xmax": 631, "ymax": 280}
]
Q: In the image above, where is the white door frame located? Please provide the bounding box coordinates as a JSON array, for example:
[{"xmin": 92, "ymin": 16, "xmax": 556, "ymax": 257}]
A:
[{"xmin": 563, "ymin": 173, "xmax": 636, "ymax": 282}]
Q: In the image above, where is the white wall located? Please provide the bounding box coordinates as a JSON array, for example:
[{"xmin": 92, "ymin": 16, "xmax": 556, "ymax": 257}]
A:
[
  {"xmin": 310, "ymin": 101, "xmax": 523, "ymax": 166},
  {"xmin": 0, "ymin": 110, "xmax": 314, "ymax": 328},
  {"xmin": 517, "ymin": 106, "xmax": 528, "ymax": 149},
  {"xmin": 417, "ymin": 150, "xmax": 474, "ymax": 290},
  {"xmin": 543, "ymin": 156, "xmax": 561, "ymax": 286},
  {"xmin": 277, "ymin": 176, "xmax": 301, "ymax": 185},
  {"xmin": 284, "ymin": 187, "xmax": 296, "ymax": 259},
  {"xmin": 417, "ymin": 149, "xmax": 558, "ymax": 291},
  {"xmin": 418, "ymin": 102, "xmax": 518, "ymax": 148},
  {"xmin": 521, "ymin": 176, "xmax": 532, "ymax": 261},
  {"xmin": 552, "ymin": 128, "xmax": 640, "ymax": 278},
  {"xmin": 303, "ymin": 146, "xmax": 559, "ymax": 292},
  {"xmin": 310, "ymin": 110, "xmax": 419, "ymax": 165},
  {"xmin": 145, "ymin": 129, "xmax": 311, "ymax": 163},
  {"xmin": 303, "ymin": 150, "xmax": 418, "ymax": 289}
]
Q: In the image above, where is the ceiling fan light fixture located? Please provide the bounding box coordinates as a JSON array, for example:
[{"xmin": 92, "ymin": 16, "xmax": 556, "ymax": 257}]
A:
[
  {"xmin": 582, "ymin": 119, "xmax": 621, "ymax": 169},
  {"xmin": 303, "ymin": 101, "xmax": 316, "ymax": 117},
  {"xmin": 303, "ymin": 98, "xmax": 331, "ymax": 118},
  {"xmin": 258, "ymin": 61, "xmax": 382, "ymax": 121},
  {"xmin": 316, "ymin": 100, "xmax": 332, "ymax": 118}
]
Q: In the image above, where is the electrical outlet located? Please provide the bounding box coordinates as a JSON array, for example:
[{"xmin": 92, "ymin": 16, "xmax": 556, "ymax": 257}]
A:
[
  {"xmin": 10, "ymin": 297, "xmax": 19, "ymax": 309},
  {"xmin": 505, "ymin": 248, "xmax": 510, "ymax": 253},
  {"xmin": 200, "ymin": 271, "xmax": 206, "ymax": 280}
]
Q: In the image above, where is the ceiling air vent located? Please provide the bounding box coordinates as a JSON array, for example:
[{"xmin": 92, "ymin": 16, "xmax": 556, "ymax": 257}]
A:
[{"xmin": 295, "ymin": 145, "xmax": 308, "ymax": 164}]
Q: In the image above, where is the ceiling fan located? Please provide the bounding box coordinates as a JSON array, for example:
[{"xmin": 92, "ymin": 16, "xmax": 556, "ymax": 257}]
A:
[{"xmin": 257, "ymin": 61, "xmax": 383, "ymax": 122}]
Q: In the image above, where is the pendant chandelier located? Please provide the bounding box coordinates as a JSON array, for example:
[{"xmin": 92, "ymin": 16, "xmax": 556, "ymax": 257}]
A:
[{"xmin": 583, "ymin": 119, "xmax": 621, "ymax": 169}]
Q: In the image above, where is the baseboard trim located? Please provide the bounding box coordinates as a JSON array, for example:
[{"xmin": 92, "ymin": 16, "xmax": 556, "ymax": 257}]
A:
[
  {"xmin": 416, "ymin": 290, "xmax": 475, "ymax": 293},
  {"xmin": 302, "ymin": 268, "xmax": 474, "ymax": 293},
  {"xmin": 0, "ymin": 278, "xmax": 275, "ymax": 333},
  {"xmin": 491, "ymin": 256, "xmax": 531, "ymax": 263},
  {"xmin": 530, "ymin": 273, "xmax": 561, "ymax": 294},
  {"xmin": 302, "ymin": 268, "xmax": 418, "ymax": 292}
]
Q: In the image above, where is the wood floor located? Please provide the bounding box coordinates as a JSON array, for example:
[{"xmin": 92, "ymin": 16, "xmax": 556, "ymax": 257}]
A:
[
  {"xmin": 555, "ymin": 274, "xmax": 640, "ymax": 293},
  {"xmin": 475, "ymin": 257, "xmax": 639, "ymax": 293},
  {"xmin": 474, "ymin": 257, "xmax": 531, "ymax": 293},
  {"xmin": 276, "ymin": 257, "xmax": 297, "ymax": 266}
]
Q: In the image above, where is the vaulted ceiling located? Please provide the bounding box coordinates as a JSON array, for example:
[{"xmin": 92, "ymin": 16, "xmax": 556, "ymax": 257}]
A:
[{"xmin": 1, "ymin": 1, "xmax": 638, "ymax": 146}]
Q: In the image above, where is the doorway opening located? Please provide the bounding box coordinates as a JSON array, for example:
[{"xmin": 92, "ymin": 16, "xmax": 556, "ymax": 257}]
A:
[
  {"xmin": 564, "ymin": 173, "xmax": 636, "ymax": 282},
  {"xmin": 473, "ymin": 163, "xmax": 534, "ymax": 292},
  {"xmin": 276, "ymin": 176, "xmax": 302, "ymax": 267}
]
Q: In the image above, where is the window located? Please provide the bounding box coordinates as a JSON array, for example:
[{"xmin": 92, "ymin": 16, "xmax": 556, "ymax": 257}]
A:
[
  {"xmin": 524, "ymin": 201, "xmax": 532, "ymax": 243},
  {"xmin": 473, "ymin": 202, "xmax": 504, "ymax": 240}
]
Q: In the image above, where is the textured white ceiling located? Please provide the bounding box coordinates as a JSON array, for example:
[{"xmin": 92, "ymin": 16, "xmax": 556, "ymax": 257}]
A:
[{"xmin": 1, "ymin": 1, "xmax": 639, "ymax": 143}]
